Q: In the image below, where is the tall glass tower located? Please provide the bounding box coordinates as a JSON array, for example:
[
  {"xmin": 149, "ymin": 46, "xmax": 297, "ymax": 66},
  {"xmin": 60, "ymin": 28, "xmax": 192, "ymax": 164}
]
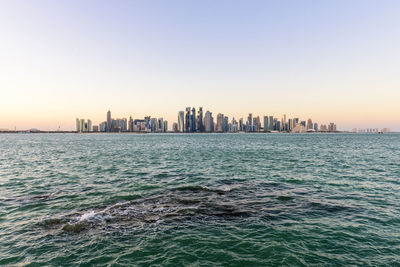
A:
[
  {"xmin": 190, "ymin": 107, "xmax": 196, "ymax": 132},
  {"xmin": 107, "ymin": 110, "xmax": 112, "ymax": 132},
  {"xmin": 178, "ymin": 111, "xmax": 184, "ymax": 132}
]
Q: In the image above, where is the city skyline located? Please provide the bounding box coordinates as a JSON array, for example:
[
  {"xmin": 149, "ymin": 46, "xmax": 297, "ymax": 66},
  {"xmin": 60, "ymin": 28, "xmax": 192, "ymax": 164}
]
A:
[
  {"xmin": 71, "ymin": 108, "xmax": 389, "ymax": 134},
  {"xmin": 75, "ymin": 108, "xmax": 339, "ymax": 133},
  {"xmin": 0, "ymin": 106, "xmax": 394, "ymax": 133},
  {"xmin": 1, "ymin": 1, "xmax": 400, "ymax": 131}
]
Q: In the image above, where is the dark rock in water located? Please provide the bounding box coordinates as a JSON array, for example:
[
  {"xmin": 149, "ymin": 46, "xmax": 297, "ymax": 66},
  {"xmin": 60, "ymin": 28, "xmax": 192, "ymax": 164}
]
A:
[
  {"xmin": 277, "ymin": 196, "xmax": 294, "ymax": 201},
  {"xmin": 62, "ymin": 222, "xmax": 86, "ymax": 233},
  {"xmin": 42, "ymin": 218, "xmax": 64, "ymax": 229}
]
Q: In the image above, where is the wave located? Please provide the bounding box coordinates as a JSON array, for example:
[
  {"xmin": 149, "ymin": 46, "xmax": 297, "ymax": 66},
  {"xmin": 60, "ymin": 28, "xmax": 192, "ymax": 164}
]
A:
[{"xmin": 38, "ymin": 183, "xmax": 358, "ymax": 234}]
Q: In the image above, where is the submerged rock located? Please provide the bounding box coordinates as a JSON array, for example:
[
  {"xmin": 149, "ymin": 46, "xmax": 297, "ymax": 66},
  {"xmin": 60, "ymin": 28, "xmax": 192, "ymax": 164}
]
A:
[{"xmin": 62, "ymin": 222, "xmax": 86, "ymax": 233}]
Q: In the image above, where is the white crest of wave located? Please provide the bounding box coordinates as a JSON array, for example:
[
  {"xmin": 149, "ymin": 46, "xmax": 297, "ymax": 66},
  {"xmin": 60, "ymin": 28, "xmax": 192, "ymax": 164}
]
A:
[{"xmin": 79, "ymin": 211, "xmax": 96, "ymax": 222}]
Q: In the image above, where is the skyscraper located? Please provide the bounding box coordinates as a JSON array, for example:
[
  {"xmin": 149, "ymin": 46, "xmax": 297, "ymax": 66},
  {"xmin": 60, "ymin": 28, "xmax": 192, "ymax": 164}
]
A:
[
  {"xmin": 288, "ymin": 119, "xmax": 293, "ymax": 131},
  {"xmin": 76, "ymin": 118, "xmax": 80, "ymax": 132},
  {"xmin": 197, "ymin": 107, "xmax": 203, "ymax": 132},
  {"xmin": 294, "ymin": 118, "xmax": 299, "ymax": 126},
  {"xmin": 178, "ymin": 111, "xmax": 184, "ymax": 132},
  {"xmin": 107, "ymin": 110, "xmax": 112, "ymax": 132},
  {"xmin": 247, "ymin": 113, "xmax": 253, "ymax": 132},
  {"xmin": 307, "ymin": 118, "xmax": 313, "ymax": 130},
  {"xmin": 276, "ymin": 121, "xmax": 281, "ymax": 132},
  {"xmin": 204, "ymin": 111, "xmax": 214, "ymax": 132},
  {"xmin": 143, "ymin": 116, "xmax": 151, "ymax": 130},
  {"xmin": 157, "ymin": 118, "xmax": 164, "ymax": 132},
  {"xmin": 255, "ymin": 116, "xmax": 261, "ymax": 131},
  {"xmin": 263, "ymin": 116, "xmax": 268, "ymax": 132},
  {"xmin": 80, "ymin": 119, "xmax": 85, "ymax": 133},
  {"xmin": 223, "ymin": 116, "xmax": 229, "ymax": 132},
  {"xmin": 313, "ymin": 123, "xmax": 319, "ymax": 132},
  {"xmin": 185, "ymin": 107, "xmax": 191, "ymax": 132},
  {"xmin": 273, "ymin": 118, "xmax": 278, "ymax": 131},
  {"xmin": 129, "ymin": 116, "xmax": 134, "ymax": 132},
  {"xmin": 190, "ymin": 107, "xmax": 196, "ymax": 132},
  {"xmin": 87, "ymin": 119, "xmax": 92, "ymax": 132},
  {"xmin": 216, "ymin": 113, "xmax": 224, "ymax": 132},
  {"xmin": 100, "ymin": 122, "xmax": 107, "ymax": 132},
  {"xmin": 150, "ymin": 118, "xmax": 157, "ymax": 132},
  {"xmin": 269, "ymin": 116, "xmax": 274, "ymax": 131},
  {"xmin": 163, "ymin": 121, "xmax": 168, "ymax": 132}
]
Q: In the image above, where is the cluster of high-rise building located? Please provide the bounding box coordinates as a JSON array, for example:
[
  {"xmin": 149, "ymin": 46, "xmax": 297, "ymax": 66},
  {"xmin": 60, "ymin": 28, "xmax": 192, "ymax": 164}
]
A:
[
  {"xmin": 175, "ymin": 107, "xmax": 338, "ymax": 133},
  {"xmin": 75, "ymin": 118, "xmax": 93, "ymax": 133},
  {"xmin": 76, "ymin": 108, "xmax": 338, "ymax": 133},
  {"xmin": 76, "ymin": 111, "xmax": 168, "ymax": 133}
]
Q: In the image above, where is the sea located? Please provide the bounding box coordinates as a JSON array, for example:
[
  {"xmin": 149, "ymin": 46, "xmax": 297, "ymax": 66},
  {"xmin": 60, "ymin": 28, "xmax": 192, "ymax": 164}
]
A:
[{"xmin": 0, "ymin": 133, "xmax": 399, "ymax": 266}]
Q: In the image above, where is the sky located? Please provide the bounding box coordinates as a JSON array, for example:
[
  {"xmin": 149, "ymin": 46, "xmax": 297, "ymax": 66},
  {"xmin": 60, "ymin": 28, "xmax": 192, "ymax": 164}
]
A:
[{"xmin": 1, "ymin": 0, "xmax": 399, "ymax": 131}]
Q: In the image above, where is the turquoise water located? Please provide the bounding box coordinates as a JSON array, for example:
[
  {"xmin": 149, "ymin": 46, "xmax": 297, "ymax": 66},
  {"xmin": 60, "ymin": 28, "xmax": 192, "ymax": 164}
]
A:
[{"xmin": 0, "ymin": 133, "xmax": 399, "ymax": 266}]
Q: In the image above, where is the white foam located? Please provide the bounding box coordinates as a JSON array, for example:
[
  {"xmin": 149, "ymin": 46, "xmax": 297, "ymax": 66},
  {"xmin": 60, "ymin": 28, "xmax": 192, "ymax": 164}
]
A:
[{"xmin": 79, "ymin": 210, "xmax": 96, "ymax": 221}]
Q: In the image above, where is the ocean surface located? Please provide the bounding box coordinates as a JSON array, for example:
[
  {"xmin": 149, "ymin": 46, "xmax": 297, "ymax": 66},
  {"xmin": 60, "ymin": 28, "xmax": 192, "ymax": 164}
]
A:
[{"xmin": 0, "ymin": 133, "xmax": 399, "ymax": 266}]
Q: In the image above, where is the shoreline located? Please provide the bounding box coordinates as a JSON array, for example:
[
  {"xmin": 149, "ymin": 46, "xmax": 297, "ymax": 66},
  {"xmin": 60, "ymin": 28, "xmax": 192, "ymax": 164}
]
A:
[{"xmin": 0, "ymin": 131, "xmax": 392, "ymax": 134}]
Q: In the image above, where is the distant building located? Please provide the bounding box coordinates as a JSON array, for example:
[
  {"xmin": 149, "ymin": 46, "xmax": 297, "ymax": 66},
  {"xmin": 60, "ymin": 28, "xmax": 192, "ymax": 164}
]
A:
[
  {"xmin": 273, "ymin": 118, "xmax": 278, "ymax": 131},
  {"xmin": 288, "ymin": 118, "xmax": 293, "ymax": 131},
  {"xmin": 255, "ymin": 116, "xmax": 261, "ymax": 131},
  {"xmin": 328, "ymin": 123, "xmax": 337, "ymax": 132},
  {"xmin": 172, "ymin": 122, "xmax": 178, "ymax": 132},
  {"xmin": 150, "ymin": 118, "xmax": 157, "ymax": 132},
  {"xmin": 107, "ymin": 110, "xmax": 112, "ymax": 132},
  {"xmin": 230, "ymin": 117, "xmax": 238, "ymax": 132},
  {"xmin": 157, "ymin": 118, "xmax": 162, "ymax": 132},
  {"xmin": 92, "ymin": 125, "xmax": 99, "ymax": 132},
  {"xmin": 292, "ymin": 124, "xmax": 307, "ymax": 133},
  {"xmin": 293, "ymin": 118, "xmax": 299, "ymax": 128},
  {"xmin": 190, "ymin": 107, "xmax": 196, "ymax": 132},
  {"xmin": 307, "ymin": 119, "xmax": 313, "ymax": 130},
  {"xmin": 87, "ymin": 119, "xmax": 92, "ymax": 132},
  {"xmin": 80, "ymin": 119, "xmax": 85, "ymax": 133},
  {"xmin": 313, "ymin": 123, "xmax": 319, "ymax": 132},
  {"xmin": 204, "ymin": 111, "xmax": 214, "ymax": 132},
  {"xmin": 246, "ymin": 113, "xmax": 253, "ymax": 132},
  {"xmin": 113, "ymin": 118, "xmax": 127, "ymax": 132},
  {"xmin": 76, "ymin": 118, "xmax": 80, "ymax": 132},
  {"xmin": 100, "ymin": 122, "xmax": 107, "ymax": 132},
  {"xmin": 239, "ymin": 118, "xmax": 244, "ymax": 131},
  {"xmin": 163, "ymin": 120, "xmax": 168, "ymax": 132},
  {"xmin": 269, "ymin": 116, "xmax": 274, "ymax": 131},
  {"xmin": 223, "ymin": 116, "xmax": 229, "ymax": 132},
  {"xmin": 178, "ymin": 111, "xmax": 184, "ymax": 132},
  {"xmin": 129, "ymin": 116, "xmax": 134, "ymax": 132},
  {"xmin": 197, "ymin": 107, "xmax": 203, "ymax": 132},
  {"xmin": 133, "ymin": 119, "xmax": 147, "ymax": 132},
  {"xmin": 185, "ymin": 107, "xmax": 191, "ymax": 132},
  {"xmin": 276, "ymin": 121, "xmax": 281, "ymax": 132},
  {"xmin": 144, "ymin": 116, "xmax": 151, "ymax": 129},
  {"xmin": 216, "ymin": 113, "xmax": 224, "ymax": 132}
]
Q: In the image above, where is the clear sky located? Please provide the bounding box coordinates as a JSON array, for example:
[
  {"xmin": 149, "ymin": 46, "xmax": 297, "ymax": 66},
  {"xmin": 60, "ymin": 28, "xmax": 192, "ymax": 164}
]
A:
[{"xmin": 1, "ymin": 0, "xmax": 399, "ymax": 131}]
